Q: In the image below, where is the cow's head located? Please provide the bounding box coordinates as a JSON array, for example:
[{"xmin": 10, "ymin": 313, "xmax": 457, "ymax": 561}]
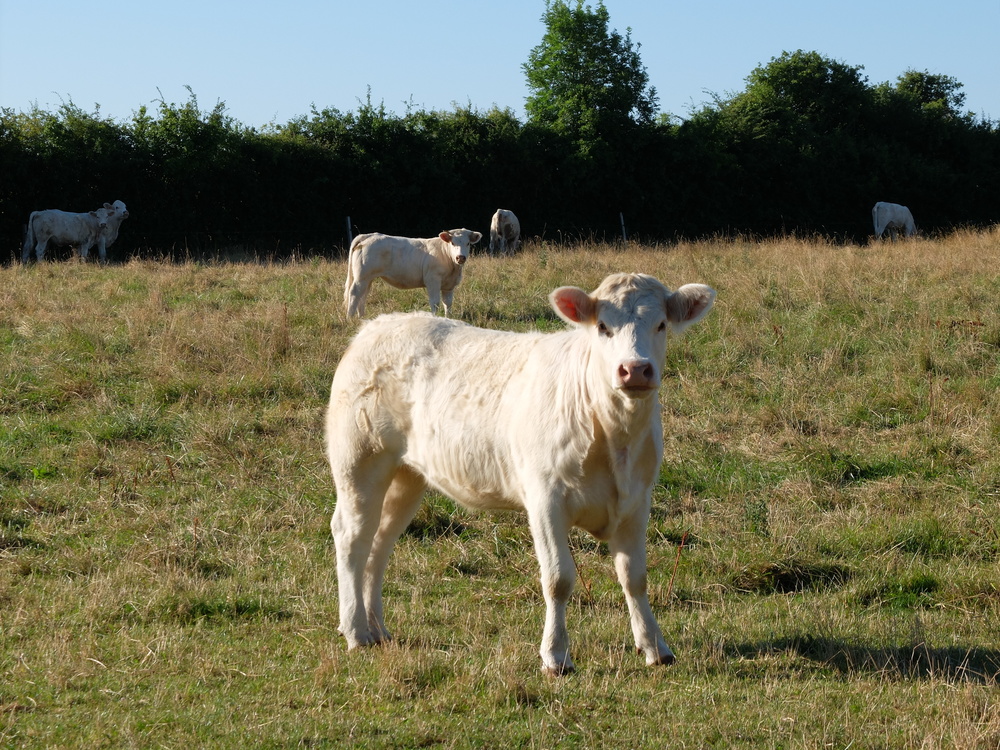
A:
[
  {"xmin": 439, "ymin": 228, "xmax": 482, "ymax": 266},
  {"xmin": 103, "ymin": 200, "xmax": 129, "ymax": 220},
  {"xmin": 550, "ymin": 273, "xmax": 716, "ymax": 398},
  {"xmin": 89, "ymin": 210, "xmax": 109, "ymax": 230}
]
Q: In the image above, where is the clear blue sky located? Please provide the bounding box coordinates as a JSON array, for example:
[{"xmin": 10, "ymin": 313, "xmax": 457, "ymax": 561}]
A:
[{"xmin": 2, "ymin": 0, "xmax": 997, "ymax": 127}]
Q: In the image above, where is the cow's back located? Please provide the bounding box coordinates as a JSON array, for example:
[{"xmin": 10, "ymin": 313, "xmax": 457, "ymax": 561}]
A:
[
  {"xmin": 353, "ymin": 234, "xmax": 433, "ymax": 290},
  {"xmin": 328, "ymin": 313, "xmax": 557, "ymax": 510},
  {"xmin": 32, "ymin": 210, "xmax": 94, "ymax": 244}
]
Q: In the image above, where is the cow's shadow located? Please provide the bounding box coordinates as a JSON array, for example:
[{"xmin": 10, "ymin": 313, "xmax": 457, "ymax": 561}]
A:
[{"xmin": 728, "ymin": 634, "xmax": 1000, "ymax": 684}]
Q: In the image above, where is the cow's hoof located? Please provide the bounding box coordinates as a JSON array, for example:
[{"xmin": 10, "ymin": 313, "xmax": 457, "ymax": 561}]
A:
[
  {"xmin": 339, "ymin": 627, "xmax": 380, "ymax": 650},
  {"xmin": 541, "ymin": 660, "xmax": 575, "ymax": 677},
  {"xmin": 641, "ymin": 647, "xmax": 677, "ymax": 666}
]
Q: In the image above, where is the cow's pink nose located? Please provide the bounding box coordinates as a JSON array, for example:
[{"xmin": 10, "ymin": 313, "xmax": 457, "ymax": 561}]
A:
[
  {"xmin": 618, "ymin": 360, "xmax": 656, "ymax": 390},
  {"xmin": 455, "ymin": 255, "xmax": 466, "ymax": 265}
]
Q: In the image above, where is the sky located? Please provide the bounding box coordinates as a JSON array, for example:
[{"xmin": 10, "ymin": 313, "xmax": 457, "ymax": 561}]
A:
[{"xmin": 1, "ymin": 0, "xmax": 998, "ymax": 128}]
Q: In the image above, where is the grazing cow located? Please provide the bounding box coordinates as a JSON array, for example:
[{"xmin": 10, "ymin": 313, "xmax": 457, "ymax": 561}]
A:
[
  {"xmin": 344, "ymin": 229, "xmax": 482, "ymax": 318},
  {"xmin": 872, "ymin": 202, "xmax": 916, "ymax": 240},
  {"xmin": 22, "ymin": 200, "xmax": 130, "ymax": 263},
  {"xmin": 326, "ymin": 273, "xmax": 716, "ymax": 674},
  {"xmin": 489, "ymin": 208, "xmax": 521, "ymax": 255}
]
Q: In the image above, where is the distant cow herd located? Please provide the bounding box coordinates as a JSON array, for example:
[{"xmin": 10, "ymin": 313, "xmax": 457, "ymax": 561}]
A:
[
  {"xmin": 14, "ymin": 197, "xmax": 921, "ymax": 673},
  {"xmin": 18, "ymin": 200, "xmax": 917, "ymax": 269}
]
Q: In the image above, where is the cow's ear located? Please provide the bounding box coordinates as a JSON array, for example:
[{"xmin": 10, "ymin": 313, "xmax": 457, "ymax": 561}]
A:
[
  {"xmin": 470, "ymin": 231, "xmax": 482, "ymax": 244},
  {"xmin": 104, "ymin": 203, "xmax": 112, "ymax": 209},
  {"xmin": 439, "ymin": 231, "xmax": 452, "ymax": 243},
  {"xmin": 665, "ymin": 284, "xmax": 716, "ymax": 334},
  {"xmin": 550, "ymin": 286, "xmax": 596, "ymax": 325},
  {"xmin": 89, "ymin": 211, "xmax": 99, "ymax": 217}
]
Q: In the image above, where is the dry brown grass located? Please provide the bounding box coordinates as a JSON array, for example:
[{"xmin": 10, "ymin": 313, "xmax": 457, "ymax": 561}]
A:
[{"xmin": 3, "ymin": 228, "xmax": 1000, "ymax": 747}]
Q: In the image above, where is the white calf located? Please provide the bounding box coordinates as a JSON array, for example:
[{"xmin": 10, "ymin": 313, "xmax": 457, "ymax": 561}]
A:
[
  {"xmin": 344, "ymin": 229, "xmax": 482, "ymax": 317},
  {"xmin": 489, "ymin": 208, "xmax": 521, "ymax": 255},
  {"xmin": 326, "ymin": 273, "xmax": 716, "ymax": 674},
  {"xmin": 872, "ymin": 201, "xmax": 916, "ymax": 239}
]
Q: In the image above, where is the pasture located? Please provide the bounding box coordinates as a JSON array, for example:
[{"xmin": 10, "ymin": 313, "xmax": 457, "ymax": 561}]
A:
[{"xmin": 2, "ymin": 230, "xmax": 1000, "ymax": 748}]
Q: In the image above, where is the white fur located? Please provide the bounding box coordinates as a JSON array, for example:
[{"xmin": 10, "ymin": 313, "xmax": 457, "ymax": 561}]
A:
[
  {"xmin": 872, "ymin": 201, "xmax": 916, "ymax": 239},
  {"xmin": 325, "ymin": 273, "xmax": 716, "ymax": 674},
  {"xmin": 488, "ymin": 208, "xmax": 521, "ymax": 255},
  {"xmin": 343, "ymin": 228, "xmax": 482, "ymax": 317},
  {"xmin": 22, "ymin": 200, "xmax": 129, "ymax": 263}
]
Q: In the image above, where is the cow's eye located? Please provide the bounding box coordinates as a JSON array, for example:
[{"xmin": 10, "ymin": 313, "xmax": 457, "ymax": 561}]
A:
[
  {"xmin": 656, "ymin": 321, "xmax": 667, "ymax": 333},
  {"xmin": 597, "ymin": 321, "xmax": 612, "ymax": 337}
]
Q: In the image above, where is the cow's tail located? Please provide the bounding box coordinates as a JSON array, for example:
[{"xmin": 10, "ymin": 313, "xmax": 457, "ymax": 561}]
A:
[
  {"xmin": 344, "ymin": 235, "xmax": 363, "ymax": 314},
  {"xmin": 22, "ymin": 212, "xmax": 38, "ymax": 262}
]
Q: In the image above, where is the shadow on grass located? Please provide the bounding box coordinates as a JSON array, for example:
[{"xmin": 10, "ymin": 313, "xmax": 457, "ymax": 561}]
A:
[{"xmin": 733, "ymin": 635, "xmax": 1000, "ymax": 684}]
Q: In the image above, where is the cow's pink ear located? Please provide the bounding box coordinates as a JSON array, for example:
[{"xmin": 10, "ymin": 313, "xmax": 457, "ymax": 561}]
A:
[
  {"xmin": 439, "ymin": 231, "xmax": 452, "ymax": 243},
  {"xmin": 104, "ymin": 203, "xmax": 112, "ymax": 209},
  {"xmin": 665, "ymin": 284, "xmax": 716, "ymax": 333},
  {"xmin": 470, "ymin": 231, "xmax": 482, "ymax": 244},
  {"xmin": 89, "ymin": 211, "xmax": 98, "ymax": 217},
  {"xmin": 550, "ymin": 286, "xmax": 596, "ymax": 325}
]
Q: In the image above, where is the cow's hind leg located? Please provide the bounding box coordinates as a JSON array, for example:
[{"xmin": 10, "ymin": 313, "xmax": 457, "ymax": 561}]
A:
[
  {"xmin": 363, "ymin": 465, "xmax": 427, "ymax": 642},
  {"xmin": 346, "ymin": 277, "xmax": 371, "ymax": 318},
  {"xmin": 330, "ymin": 451, "xmax": 401, "ymax": 649}
]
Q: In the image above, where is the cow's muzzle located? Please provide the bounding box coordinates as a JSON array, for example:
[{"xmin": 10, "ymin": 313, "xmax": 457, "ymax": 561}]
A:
[
  {"xmin": 455, "ymin": 255, "xmax": 467, "ymax": 265},
  {"xmin": 616, "ymin": 360, "xmax": 657, "ymax": 394}
]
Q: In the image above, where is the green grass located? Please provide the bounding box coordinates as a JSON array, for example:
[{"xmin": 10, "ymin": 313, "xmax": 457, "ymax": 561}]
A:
[{"xmin": 3, "ymin": 231, "xmax": 1000, "ymax": 747}]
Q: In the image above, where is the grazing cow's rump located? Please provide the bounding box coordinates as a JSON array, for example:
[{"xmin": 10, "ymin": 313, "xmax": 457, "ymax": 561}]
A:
[
  {"xmin": 22, "ymin": 200, "xmax": 130, "ymax": 262},
  {"xmin": 344, "ymin": 228, "xmax": 482, "ymax": 317},
  {"xmin": 489, "ymin": 208, "xmax": 521, "ymax": 254},
  {"xmin": 326, "ymin": 273, "xmax": 716, "ymax": 673},
  {"xmin": 872, "ymin": 201, "xmax": 916, "ymax": 239}
]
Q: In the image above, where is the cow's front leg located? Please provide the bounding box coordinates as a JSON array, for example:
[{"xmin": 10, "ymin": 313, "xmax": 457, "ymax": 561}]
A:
[
  {"xmin": 440, "ymin": 288, "xmax": 455, "ymax": 318},
  {"xmin": 425, "ymin": 278, "xmax": 442, "ymax": 315},
  {"xmin": 610, "ymin": 516, "xmax": 675, "ymax": 666},
  {"xmin": 527, "ymin": 505, "xmax": 575, "ymax": 675}
]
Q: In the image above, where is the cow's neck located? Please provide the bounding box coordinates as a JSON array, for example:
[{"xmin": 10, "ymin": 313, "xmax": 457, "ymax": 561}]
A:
[
  {"xmin": 586, "ymin": 371, "xmax": 657, "ymax": 449},
  {"xmin": 587, "ymin": 388, "xmax": 660, "ymax": 527}
]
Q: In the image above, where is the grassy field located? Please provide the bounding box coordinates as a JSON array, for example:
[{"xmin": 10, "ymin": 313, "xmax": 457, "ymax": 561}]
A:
[{"xmin": 3, "ymin": 230, "xmax": 1000, "ymax": 748}]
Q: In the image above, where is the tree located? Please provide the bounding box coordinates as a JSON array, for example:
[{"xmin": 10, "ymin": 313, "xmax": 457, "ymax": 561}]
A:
[
  {"xmin": 523, "ymin": 0, "xmax": 657, "ymax": 144},
  {"xmin": 894, "ymin": 69, "xmax": 968, "ymax": 120}
]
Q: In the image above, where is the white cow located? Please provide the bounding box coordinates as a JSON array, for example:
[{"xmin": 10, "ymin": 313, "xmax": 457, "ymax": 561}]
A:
[
  {"xmin": 872, "ymin": 201, "xmax": 916, "ymax": 240},
  {"xmin": 489, "ymin": 208, "xmax": 521, "ymax": 255},
  {"xmin": 344, "ymin": 229, "xmax": 482, "ymax": 318},
  {"xmin": 95, "ymin": 200, "xmax": 129, "ymax": 249},
  {"xmin": 326, "ymin": 273, "xmax": 716, "ymax": 674},
  {"xmin": 22, "ymin": 200, "xmax": 130, "ymax": 263}
]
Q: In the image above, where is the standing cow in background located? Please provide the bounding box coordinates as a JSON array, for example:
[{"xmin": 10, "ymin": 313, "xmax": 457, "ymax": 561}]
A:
[
  {"xmin": 326, "ymin": 273, "xmax": 716, "ymax": 674},
  {"xmin": 872, "ymin": 202, "xmax": 916, "ymax": 240},
  {"xmin": 489, "ymin": 208, "xmax": 521, "ymax": 255},
  {"xmin": 344, "ymin": 228, "xmax": 482, "ymax": 318},
  {"xmin": 22, "ymin": 200, "xmax": 130, "ymax": 263}
]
